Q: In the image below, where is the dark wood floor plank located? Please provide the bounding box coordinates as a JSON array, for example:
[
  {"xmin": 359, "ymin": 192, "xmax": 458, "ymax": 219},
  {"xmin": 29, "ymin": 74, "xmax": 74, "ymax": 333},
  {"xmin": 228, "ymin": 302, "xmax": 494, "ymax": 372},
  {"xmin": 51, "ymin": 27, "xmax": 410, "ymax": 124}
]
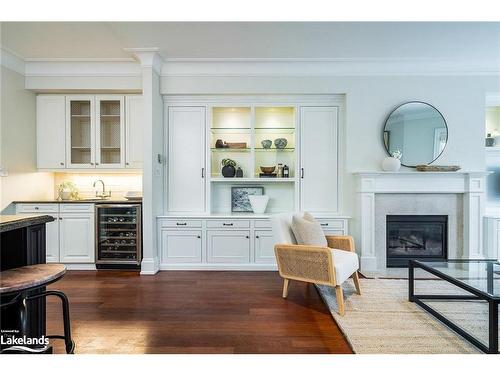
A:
[{"xmin": 45, "ymin": 270, "xmax": 352, "ymax": 354}]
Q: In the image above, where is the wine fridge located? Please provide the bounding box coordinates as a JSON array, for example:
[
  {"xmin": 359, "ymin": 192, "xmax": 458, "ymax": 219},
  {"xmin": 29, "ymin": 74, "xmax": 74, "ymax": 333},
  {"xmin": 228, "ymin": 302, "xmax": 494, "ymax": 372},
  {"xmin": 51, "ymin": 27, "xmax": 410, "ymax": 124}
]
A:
[{"xmin": 95, "ymin": 204, "xmax": 142, "ymax": 269}]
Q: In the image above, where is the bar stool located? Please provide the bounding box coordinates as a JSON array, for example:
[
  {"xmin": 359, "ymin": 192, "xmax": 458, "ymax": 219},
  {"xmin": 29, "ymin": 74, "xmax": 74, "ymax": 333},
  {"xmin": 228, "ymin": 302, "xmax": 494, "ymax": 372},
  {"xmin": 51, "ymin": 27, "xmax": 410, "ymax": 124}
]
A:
[{"xmin": 0, "ymin": 264, "xmax": 75, "ymax": 354}]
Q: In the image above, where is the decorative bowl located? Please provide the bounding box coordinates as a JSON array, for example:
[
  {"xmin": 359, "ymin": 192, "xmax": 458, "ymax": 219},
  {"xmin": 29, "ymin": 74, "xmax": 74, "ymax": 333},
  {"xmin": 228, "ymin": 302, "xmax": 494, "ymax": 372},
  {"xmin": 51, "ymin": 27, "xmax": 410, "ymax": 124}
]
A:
[
  {"xmin": 274, "ymin": 138, "xmax": 288, "ymax": 149},
  {"xmin": 260, "ymin": 166, "xmax": 276, "ymax": 174},
  {"xmin": 261, "ymin": 139, "xmax": 272, "ymax": 149}
]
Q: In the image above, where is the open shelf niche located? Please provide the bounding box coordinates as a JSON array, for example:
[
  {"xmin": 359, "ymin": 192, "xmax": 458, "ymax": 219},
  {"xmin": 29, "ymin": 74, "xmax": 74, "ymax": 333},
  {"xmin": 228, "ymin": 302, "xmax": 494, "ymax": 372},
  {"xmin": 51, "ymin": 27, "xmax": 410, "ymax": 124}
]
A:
[{"xmin": 209, "ymin": 106, "xmax": 297, "ymax": 215}]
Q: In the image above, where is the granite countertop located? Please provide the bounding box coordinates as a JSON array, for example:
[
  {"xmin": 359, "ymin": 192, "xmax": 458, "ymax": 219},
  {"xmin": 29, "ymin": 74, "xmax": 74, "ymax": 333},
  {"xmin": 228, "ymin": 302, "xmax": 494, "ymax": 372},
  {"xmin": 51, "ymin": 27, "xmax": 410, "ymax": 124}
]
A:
[
  {"xmin": 14, "ymin": 198, "xmax": 142, "ymax": 204},
  {"xmin": 0, "ymin": 214, "xmax": 56, "ymax": 233}
]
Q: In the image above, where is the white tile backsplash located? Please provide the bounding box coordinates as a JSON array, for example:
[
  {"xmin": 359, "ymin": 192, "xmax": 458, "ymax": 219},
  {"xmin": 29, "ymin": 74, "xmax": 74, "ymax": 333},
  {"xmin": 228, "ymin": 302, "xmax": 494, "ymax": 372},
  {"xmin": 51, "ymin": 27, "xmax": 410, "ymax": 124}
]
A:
[{"xmin": 54, "ymin": 173, "xmax": 142, "ymax": 199}]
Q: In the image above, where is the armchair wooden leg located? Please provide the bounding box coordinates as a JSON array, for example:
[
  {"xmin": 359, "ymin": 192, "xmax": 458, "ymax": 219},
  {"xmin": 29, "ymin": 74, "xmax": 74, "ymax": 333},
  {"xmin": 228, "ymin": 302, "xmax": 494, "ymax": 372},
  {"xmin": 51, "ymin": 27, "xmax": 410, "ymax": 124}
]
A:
[
  {"xmin": 352, "ymin": 271, "xmax": 361, "ymax": 295},
  {"xmin": 335, "ymin": 286, "xmax": 345, "ymax": 316},
  {"xmin": 282, "ymin": 279, "xmax": 290, "ymax": 298}
]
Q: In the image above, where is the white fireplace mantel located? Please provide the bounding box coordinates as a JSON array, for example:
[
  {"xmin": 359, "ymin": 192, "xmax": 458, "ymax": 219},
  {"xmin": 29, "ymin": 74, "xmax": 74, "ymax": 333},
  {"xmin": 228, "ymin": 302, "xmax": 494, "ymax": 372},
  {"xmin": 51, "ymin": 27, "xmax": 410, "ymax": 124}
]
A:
[{"xmin": 354, "ymin": 171, "xmax": 489, "ymax": 271}]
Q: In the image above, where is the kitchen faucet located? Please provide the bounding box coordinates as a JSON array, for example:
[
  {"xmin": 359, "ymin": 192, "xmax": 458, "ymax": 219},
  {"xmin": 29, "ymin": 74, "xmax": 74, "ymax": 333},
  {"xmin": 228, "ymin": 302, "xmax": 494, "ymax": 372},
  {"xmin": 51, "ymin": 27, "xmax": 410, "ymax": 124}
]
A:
[{"xmin": 93, "ymin": 179, "xmax": 111, "ymax": 199}]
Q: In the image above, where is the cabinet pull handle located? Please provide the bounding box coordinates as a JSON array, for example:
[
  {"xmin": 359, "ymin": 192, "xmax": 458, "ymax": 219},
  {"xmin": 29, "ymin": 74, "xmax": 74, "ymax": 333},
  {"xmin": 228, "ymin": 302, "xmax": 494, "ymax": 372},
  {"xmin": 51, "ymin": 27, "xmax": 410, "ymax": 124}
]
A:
[
  {"xmin": 60, "ymin": 162, "xmax": 64, "ymax": 166},
  {"xmin": 301, "ymin": 168, "xmax": 304, "ymax": 179},
  {"xmin": 222, "ymin": 223, "xmax": 233, "ymax": 226},
  {"xmin": 59, "ymin": 217, "xmax": 63, "ymax": 220},
  {"xmin": 176, "ymin": 222, "xmax": 187, "ymax": 226},
  {"xmin": 201, "ymin": 168, "xmax": 205, "ymax": 178},
  {"xmin": 320, "ymin": 223, "xmax": 329, "ymax": 227},
  {"xmin": 34, "ymin": 207, "xmax": 39, "ymax": 210},
  {"xmin": 95, "ymin": 162, "xmax": 99, "ymax": 166},
  {"xmin": 90, "ymin": 162, "xmax": 94, "ymax": 166}
]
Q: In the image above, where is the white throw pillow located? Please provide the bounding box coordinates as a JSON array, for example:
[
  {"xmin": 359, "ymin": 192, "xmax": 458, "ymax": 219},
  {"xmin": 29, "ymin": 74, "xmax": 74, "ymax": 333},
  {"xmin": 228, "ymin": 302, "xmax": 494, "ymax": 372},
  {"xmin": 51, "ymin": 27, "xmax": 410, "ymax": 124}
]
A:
[{"xmin": 291, "ymin": 212, "xmax": 327, "ymax": 247}]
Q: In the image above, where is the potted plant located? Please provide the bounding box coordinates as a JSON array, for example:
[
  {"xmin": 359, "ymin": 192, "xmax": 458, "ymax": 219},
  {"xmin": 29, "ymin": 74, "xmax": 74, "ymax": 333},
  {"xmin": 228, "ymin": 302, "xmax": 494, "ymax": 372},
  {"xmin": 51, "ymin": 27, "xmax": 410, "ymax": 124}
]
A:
[
  {"xmin": 221, "ymin": 158, "xmax": 237, "ymax": 178},
  {"xmin": 57, "ymin": 181, "xmax": 79, "ymax": 200}
]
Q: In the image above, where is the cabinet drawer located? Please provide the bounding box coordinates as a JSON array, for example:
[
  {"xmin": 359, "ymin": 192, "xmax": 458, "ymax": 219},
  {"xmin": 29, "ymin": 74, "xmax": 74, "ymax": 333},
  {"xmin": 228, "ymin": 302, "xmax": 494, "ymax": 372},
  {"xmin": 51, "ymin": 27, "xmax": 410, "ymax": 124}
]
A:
[
  {"xmin": 254, "ymin": 220, "xmax": 271, "ymax": 229},
  {"xmin": 317, "ymin": 219, "xmax": 345, "ymax": 230},
  {"xmin": 17, "ymin": 203, "xmax": 59, "ymax": 213},
  {"xmin": 160, "ymin": 219, "xmax": 203, "ymax": 228},
  {"xmin": 206, "ymin": 220, "xmax": 250, "ymax": 229},
  {"xmin": 60, "ymin": 204, "xmax": 94, "ymax": 213}
]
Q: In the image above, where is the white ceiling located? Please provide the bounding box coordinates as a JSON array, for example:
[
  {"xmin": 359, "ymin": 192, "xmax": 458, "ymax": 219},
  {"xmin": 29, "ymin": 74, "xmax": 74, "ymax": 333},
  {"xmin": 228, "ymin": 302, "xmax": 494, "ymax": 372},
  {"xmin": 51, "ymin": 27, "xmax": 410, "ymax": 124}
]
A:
[{"xmin": 1, "ymin": 22, "xmax": 500, "ymax": 61}]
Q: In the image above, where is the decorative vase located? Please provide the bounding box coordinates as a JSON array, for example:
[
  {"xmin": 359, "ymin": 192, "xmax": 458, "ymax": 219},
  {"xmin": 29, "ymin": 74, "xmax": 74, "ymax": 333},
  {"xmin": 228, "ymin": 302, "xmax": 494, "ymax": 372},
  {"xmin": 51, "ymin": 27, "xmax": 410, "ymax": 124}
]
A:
[
  {"xmin": 261, "ymin": 139, "xmax": 272, "ymax": 149},
  {"xmin": 486, "ymin": 134, "xmax": 495, "ymax": 147},
  {"xmin": 248, "ymin": 195, "xmax": 269, "ymax": 214},
  {"xmin": 274, "ymin": 138, "xmax": 288, "ymax": 149},
  {"xmin": 382, "ymin": 157, "xmax": 401, "ymax": 172},
  {"xmin": 235, "ymin": 167, "xmax": 243, "ymax": 177},
  {"xmin": 222, "ymin": 165, "xmax": 236, "ymax": 177}
]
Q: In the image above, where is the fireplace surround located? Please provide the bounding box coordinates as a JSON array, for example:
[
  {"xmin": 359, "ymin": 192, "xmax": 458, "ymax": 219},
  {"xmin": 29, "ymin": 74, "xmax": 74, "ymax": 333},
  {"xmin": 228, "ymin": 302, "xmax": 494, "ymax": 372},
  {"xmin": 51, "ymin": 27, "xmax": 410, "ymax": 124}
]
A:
[{"xmin": 355, "ymin": 171, "xmax": 488, "ymax": 271}]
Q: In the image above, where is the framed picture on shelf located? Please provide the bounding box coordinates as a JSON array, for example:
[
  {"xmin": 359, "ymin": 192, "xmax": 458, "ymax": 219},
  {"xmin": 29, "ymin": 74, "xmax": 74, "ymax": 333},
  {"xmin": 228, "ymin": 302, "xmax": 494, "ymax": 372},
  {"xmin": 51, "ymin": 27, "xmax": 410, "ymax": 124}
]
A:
[{"xmin": 231, "ymin": 186, "xmax": 264, "ymax": 212}]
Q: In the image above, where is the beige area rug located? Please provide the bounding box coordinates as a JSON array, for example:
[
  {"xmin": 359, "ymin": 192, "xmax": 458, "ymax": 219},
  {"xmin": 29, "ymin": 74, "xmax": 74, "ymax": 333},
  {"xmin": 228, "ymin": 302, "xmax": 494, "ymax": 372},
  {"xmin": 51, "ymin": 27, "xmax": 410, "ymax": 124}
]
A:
[{"xmin": 316, "ymin": 279, "xmax": 490, "ymax": 354}]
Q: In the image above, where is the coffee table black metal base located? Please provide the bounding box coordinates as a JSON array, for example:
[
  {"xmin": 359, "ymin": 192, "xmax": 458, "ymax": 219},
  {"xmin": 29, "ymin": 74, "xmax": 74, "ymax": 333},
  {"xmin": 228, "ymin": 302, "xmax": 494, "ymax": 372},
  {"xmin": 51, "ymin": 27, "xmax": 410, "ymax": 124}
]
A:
[{"xmin": 409, "ymin": 260, "xmax": 499, "ymax": 354}]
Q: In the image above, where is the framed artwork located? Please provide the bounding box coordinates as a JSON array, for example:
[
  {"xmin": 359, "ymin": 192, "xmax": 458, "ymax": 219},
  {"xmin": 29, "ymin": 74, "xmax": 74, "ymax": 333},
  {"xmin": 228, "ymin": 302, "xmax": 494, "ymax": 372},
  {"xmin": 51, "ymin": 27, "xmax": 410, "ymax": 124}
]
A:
[{"xmin": 231, "ymin": 186, "xmax": 264, "ymax": 212}]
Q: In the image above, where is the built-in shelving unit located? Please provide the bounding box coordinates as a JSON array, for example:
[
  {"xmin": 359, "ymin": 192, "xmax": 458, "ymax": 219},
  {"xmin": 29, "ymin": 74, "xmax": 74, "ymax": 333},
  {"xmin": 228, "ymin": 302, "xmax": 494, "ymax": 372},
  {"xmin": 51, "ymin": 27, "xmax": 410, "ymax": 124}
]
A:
[{"xmin": 209, "ymin": 105, "xmax": 297, "ymax": 214}]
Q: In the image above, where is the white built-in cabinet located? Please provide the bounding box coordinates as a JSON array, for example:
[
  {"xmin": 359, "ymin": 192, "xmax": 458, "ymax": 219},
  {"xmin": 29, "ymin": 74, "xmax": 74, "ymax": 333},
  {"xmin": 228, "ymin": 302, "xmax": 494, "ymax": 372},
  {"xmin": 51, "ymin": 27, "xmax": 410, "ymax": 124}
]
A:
[
  {"xmin": 300, "ymin": 106, "xmax": 339, "ymax": 213},
  {"xmin": 159, "ymin": 96, "xmax": 344, "ymax": 270},
  {"xmin": 125, "ymin": 95, "xmax": 145, "ymax": 168},
  {"xmin": 167, "ymin": 106, "xmax": 206, "ymax": 213},
  {"xmin": 36, "ymin": 94, "xmax": 143, "ymax": 170},
  {"xmin": 16, "ymin": 203, "xmax": 95, "ymax": 264},
  {"xmin": 37, "ymin": 96, "xmax": 67, "ymax": 169}
]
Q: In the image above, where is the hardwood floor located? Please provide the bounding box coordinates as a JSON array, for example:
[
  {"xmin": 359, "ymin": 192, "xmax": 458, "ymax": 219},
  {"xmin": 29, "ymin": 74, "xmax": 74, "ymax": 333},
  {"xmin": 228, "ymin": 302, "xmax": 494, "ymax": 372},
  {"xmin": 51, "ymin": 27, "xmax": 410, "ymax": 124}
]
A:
[{"xmin": 46, "ymin": 270, "xmax": 353, "ymax": 354}]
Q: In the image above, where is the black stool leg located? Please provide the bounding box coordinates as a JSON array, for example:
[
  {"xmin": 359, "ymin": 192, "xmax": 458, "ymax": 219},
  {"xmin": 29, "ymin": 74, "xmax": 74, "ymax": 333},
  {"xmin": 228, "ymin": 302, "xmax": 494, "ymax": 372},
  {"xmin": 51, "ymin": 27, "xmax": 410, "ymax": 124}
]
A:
[{"xmin": 25, "ymin": 290, "xmax": 75, "ymax": 354}]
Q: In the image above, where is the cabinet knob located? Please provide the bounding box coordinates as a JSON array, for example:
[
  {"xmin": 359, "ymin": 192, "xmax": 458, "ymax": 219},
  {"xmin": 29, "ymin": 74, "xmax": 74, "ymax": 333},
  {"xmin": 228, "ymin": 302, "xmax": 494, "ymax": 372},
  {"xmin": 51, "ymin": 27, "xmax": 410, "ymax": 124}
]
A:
[
  {"xmin": 246, "ymin": 235, "xmax": 249, "ymax": 239},
  {"xmin": 90, "ymin": 162, "xmax": 94, "ymax": 165},
  {"xmin": 95, "ymin": 162, "xmax": 99, "ymax": 165},
  {"xmin": 256, "ymin": 235, "xmax": 259, "ymax": 238},
  {"xmin": 126, "ymin": 162, "xmax": 130, "ymax": 166},
  {"xmin": 197, "ymin": 235, "xmax": 201, "ymax": 239},
  {"xmin": 34, "ymin": 207, "xmax": 39, "ymax": 210},
  {"xmin": 60, "ymin": 162, "xmax": 64, "ymax": 166}
]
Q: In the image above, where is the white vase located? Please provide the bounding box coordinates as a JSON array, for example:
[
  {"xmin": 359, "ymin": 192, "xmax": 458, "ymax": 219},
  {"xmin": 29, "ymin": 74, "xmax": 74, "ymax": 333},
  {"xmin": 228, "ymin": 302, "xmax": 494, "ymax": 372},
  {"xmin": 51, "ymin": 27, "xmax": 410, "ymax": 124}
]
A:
[
  {"xmin": 60, "ymin": 191, "xmax": 72, "ymax": 200},
  {"xmin": 248, "ymin": 195, "xmax": 269, "ymax": 214},
  {"xmin": 382, "ymin": 157, "xmax": 401, "ymax": 172}
]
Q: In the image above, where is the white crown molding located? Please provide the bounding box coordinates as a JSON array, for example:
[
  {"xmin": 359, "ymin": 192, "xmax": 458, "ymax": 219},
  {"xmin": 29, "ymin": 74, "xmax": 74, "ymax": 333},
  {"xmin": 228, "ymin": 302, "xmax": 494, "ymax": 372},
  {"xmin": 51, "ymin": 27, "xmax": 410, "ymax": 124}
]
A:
[
  {"xmin": 123, "ymin": 48, "xmax": 162, "ymax": 74},
  {"xmin": 0, "ymin": 46, "xmax": 25, "ymax": 75},
  {"xmin": 24, "ymin": 60, "xmax": 142, "ymax": 78},
  {"xmin": 160, "ymin": 57, "xmax": 500, "ymax": 77}
]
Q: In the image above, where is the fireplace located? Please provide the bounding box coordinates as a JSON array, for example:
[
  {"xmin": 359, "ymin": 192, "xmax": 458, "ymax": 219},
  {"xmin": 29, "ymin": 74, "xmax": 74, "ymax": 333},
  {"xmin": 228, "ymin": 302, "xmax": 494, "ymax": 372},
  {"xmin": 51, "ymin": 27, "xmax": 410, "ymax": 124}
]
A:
[{"xmin": 386, "ymin": 215, "xmax": 448, "ymax": 267}]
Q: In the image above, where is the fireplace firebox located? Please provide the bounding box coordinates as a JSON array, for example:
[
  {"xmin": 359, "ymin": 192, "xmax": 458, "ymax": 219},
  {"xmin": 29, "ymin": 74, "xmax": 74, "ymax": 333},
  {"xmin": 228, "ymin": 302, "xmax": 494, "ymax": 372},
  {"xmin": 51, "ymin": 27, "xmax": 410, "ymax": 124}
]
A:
[{"xmin": 386, "ymin": 215, "xmax": 448, "ymax": 267}]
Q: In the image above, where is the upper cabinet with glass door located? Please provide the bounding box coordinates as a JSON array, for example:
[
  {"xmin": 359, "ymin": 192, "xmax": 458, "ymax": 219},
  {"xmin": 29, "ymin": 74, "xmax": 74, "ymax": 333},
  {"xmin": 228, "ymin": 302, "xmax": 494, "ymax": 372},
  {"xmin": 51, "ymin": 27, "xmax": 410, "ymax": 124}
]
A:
[
  {"xmin": 96, "ymin": 96, "xmax": 125, "ymax": 168},
  {"xmin": 66, "ymin": 96, "xmax": 95, "ymax": 168}
]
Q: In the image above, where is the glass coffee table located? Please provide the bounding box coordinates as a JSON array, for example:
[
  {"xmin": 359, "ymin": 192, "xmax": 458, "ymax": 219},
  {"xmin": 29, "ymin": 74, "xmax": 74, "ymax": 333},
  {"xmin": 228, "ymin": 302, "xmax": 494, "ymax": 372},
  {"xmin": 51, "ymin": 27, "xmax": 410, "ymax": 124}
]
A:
[{"xmin": 409, "ymin": 259, "xmax": 500, "ymax": 354}]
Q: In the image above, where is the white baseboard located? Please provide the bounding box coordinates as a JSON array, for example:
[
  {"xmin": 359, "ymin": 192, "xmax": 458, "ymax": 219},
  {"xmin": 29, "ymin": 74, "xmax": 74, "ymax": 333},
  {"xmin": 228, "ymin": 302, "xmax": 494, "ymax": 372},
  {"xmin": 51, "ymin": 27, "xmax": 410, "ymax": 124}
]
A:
[
  {"xmin": 65, "ymin": 263, "xmax": 97, "ymax": 271},
  {"xmin": 140, "ymin": 257, "xmax": 160, "ymax": 275},
  {"xmin": 159, "ymin": 263, "xmax": 278, "ymax": 271}
]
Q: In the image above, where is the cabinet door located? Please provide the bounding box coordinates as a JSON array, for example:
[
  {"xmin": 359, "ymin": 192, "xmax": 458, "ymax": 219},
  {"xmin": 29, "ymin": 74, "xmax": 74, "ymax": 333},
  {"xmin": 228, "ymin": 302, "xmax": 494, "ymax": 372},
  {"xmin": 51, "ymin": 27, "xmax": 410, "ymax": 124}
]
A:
[
  {"xmin": 125, "ymin": 95, "xmax": 144, "ymax": 169},
  {"xmin": 37, "ymin": 95, "xmax": 66, "ymax": 169},
  {"xmin": 45, "ymin": 216, "xmax": 60, "ymax": 263},
  {"xmin": 167, "ymin": 106, "xmax": 206, "ymax": 213},
  {"xmin": 300, "ymin": 106, "xmax": 339, "ymax": 213},
  {"xmin": 66, "ymin": 95, "xmax": 95, "ymax": 168},
  {"xmin": 96, "ymin": 95, "xmax": 125, "ymax": 168},
  {"xmin": 59, "ymin": 213, "xmax": 95, "ymax": 263},
  {"xmin": 207, "ymin": 230, "xmax": 250, "ymax": 263},
  {"xmin": 161, "ymin": 230, "xmax": 202, "ymax": 264},
  {"xmin": 254, "ymin": 230, "xmax": 276, "ymax": 264}
]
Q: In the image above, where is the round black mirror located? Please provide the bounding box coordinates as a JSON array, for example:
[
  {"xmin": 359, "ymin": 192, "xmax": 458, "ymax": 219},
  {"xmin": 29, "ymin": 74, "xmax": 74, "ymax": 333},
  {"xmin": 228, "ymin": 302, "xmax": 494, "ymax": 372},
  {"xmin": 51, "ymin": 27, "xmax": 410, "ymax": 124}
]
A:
[{"xmin": 383, "ymin": 101, "xmax": 448, "ymax": 167}]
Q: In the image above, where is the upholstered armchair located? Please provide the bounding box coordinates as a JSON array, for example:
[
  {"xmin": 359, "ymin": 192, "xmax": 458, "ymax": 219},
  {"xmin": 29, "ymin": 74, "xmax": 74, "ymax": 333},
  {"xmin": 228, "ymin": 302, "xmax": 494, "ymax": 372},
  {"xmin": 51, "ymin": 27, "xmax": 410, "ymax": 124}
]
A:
[{"xmin": 270, "ymin": 213, "xmax": 361, "ymax": 315}]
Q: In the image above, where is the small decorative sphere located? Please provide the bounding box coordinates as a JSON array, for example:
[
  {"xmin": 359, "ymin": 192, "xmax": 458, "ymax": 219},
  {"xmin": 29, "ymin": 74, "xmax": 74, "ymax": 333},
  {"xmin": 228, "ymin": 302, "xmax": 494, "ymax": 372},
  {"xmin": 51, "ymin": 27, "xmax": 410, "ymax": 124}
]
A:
[{"xmin": 382, "ymin": 157, "xmax": 401, "ymax": 172}]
